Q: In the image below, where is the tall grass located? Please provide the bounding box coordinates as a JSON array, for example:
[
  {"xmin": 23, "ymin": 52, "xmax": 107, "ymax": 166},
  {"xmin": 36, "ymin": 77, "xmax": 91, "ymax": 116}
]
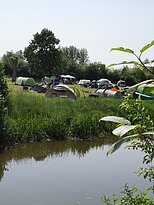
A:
[{"xmin": 6, "ymin": 92, "xmax": 154, "ymax": 143}]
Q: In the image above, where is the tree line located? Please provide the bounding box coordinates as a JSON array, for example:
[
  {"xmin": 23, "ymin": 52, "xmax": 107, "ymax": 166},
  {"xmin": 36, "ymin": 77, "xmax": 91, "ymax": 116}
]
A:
[{"xmin": 0, "ymin": 28, "xmax": 153, "ymax": 85}]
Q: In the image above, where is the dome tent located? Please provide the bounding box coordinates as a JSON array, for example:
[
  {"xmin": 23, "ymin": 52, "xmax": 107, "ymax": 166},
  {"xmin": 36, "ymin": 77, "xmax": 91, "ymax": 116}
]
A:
[
  {"xmin": 137, "ymin": 82, "xmax": 154, "ymax": 96},
  {"xmin": 16, "ymin": 77, "xmax": 36, "ymax": 86}
]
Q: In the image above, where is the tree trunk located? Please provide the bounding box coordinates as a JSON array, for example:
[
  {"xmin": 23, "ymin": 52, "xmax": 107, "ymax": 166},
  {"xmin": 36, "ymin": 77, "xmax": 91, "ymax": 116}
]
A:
[{"xmin": 12, "ymin": 65, "xmax": 17, "ymax": 82}]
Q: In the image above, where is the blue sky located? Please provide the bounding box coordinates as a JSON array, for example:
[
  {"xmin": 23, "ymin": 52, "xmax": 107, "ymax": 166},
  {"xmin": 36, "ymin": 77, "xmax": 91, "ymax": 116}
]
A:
[{"xmin": 0, "ymin": 0, "xmax": 154, "ymax": 65}]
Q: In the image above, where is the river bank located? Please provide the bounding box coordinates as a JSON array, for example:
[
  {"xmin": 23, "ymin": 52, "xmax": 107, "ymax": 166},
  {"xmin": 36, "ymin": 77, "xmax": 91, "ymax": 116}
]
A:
[{"xmin": 5, "ymin": 92, "xmax": 154, "ymax": 145}]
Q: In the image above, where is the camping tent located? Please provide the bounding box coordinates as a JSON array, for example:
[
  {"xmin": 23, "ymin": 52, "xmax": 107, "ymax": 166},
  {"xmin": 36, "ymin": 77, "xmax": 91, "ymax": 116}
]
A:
[
  {"xmin": 137, "ymin": 82, "xmax": 154, "ymax": 96},
  {"xmin": 78, "ymin": 79, "xmax": 91, "ymax": 86},
  {"xmin": 16, "ymin": 77, "xmax": 36, "ymax": 86},
  {"xmin": 45, "ymin": 84, "xmax": 77, "ymax": 100},
  {"xmin": 60, "ymin": 75, "xmax": 76, "ymax": 84},
  {"xmin": 97, "ymin": 78, "xmax": 113, "ymax": 88}
]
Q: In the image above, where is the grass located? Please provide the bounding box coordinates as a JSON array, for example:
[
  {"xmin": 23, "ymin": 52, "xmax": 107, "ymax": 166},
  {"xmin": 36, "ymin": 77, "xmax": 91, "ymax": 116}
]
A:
[
  {"xmin": 5, "ymin": 81, "xmax": 154, "ymax": 144},
  {"xmin": 6, "ymin": 91, "xmax": 124, "ymax": 143}
]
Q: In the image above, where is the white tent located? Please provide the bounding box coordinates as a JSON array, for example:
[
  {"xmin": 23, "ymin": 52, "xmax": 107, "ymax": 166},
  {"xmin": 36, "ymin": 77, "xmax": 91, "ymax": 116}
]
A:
[
  {"xmin": 78, "ymin": 79, "xmax": 90, "ymax": 85},
  {"xmin": 60, "ymin": 75, "xmax": 76, "ymax": 84}
]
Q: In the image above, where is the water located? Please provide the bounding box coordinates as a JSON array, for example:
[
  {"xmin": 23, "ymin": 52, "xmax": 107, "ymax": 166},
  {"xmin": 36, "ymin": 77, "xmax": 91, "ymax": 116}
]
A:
[{"xmin": 0, "ymin": 138, "xmax": 151, "ymax": 205}]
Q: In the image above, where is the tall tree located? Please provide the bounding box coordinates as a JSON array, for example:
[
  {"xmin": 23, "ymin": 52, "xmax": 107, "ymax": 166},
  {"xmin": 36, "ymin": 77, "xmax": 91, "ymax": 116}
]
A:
[
  {"xmin": 61, "ymin": 46, "xmax": 79, "ymax": 63},
  {"xmin": 83, "ymin": 63, "xmax": 107, "ymax": 80},
  {"xmin": 61, "ymin": 46, "xmax": 89, "ymax": 64},
  {"xmin": 2, "ymin": 51, "xmax": 18, "ymax": 82},
  {"xmin": 60, "ymin": 46, "xmax": 89, "ymax": 78},
  {"xmin": 78, "ymin": 48, "xmax": 89, "ymax": 64},
  {"xmin": 2, "ymin": 50, "xmax": 29, "ymax": 80},
  {"xmin": 24, "ymin": 28, "xmax": 61, "ymax": 78}
]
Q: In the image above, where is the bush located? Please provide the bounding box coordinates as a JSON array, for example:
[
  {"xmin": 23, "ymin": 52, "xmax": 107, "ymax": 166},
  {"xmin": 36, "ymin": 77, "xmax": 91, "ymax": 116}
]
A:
[{"xmin": 0, "ymin": 65, "xmax": 9, "ymax": 149}]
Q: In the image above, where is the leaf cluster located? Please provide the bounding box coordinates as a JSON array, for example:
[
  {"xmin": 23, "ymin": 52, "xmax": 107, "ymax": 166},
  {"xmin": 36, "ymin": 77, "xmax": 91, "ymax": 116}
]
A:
[
  {"xmin": 102, "ymin": 184, "xmax": 154, "ymax": 205},
  {"xmin": 0, "ymin": 66, "xmax": 10, "ymax": 149},
  {"xmin": 120, "ymin": 96, "xmax": 153, "ymax": 130},
  {"xmin": 108, "ymin": 40, "xmax": 154, "ymax": 75}
]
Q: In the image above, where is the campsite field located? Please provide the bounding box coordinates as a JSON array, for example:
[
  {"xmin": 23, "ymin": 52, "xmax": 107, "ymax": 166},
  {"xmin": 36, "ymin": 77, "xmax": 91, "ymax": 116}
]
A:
[{"xmin": 5, "ymin": 81, "xmax": 154, "ymax": 144}]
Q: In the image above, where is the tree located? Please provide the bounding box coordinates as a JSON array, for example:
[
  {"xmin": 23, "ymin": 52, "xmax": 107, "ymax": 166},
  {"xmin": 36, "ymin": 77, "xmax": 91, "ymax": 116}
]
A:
[
  {"xmin": 61, "ymin": 46, "xmax": 79, "ymax": 64},
  {"xmin": 78, "ymin": 48, "xmax": 89, "ymax": 64},
  {"xmin": 24, "ymin": 28, "xmax": 61, "ymax": 78},
  {"xmin": 83, "ymin": 63, "xmax": 107, "ymax": 80},
  {"xmin": 2, "ymin": 50, "xmax": 29, "ymax": 80},
  {"xmin": 15, "ymin": 50, "xmax": 30, "ymax": 77},
  {"xmin": 2, "ymin": 51, "xmax": 18, "ymax": 82},
  {"xmin": 60, "ymin": 46, "xmax": 89, "ymax": 79},
  {"xmin": 61, "ymin": 46, "xmax": 89, "ymax": 65}
]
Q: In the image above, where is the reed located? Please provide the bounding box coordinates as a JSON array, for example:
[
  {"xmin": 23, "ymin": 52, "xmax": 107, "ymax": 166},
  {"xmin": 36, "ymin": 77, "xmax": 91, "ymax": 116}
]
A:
[{"xmin": 6, "ymin": 92, "xmax": 153, "ymax": 143}]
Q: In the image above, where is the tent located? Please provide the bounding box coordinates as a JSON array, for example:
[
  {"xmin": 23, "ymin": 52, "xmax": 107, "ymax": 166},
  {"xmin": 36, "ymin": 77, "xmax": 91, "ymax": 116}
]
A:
[
  {"xmin": 60, "ymin": 75, "xmax": 76, "ymax": 84},
  {"xmin": 44, "ymin": 76, "xmax": 50, "ymax": 83},
  {"xmin": 126, "ymin": 79, "xmax": 154, "ymax": 99},
  {"xmin": 78, "ymin": 79, "xmax": 90, "ymax": 86},
  {"xmin": 137, "ymin": 82, "xmax": 154, "ymax": 96},
  {"xmin": 16, "ymin": 77, "xmax": 36, "ymax": 86},
  {"xmin": 30, "ymin": 84, "xmax": 48, "ymax": 93},
  {"xmin": 89, "ymin": 89, "xmax": 123, "ymax": 99},
  {"xmin": 45, "ymin": 84, "xmax": 77, "ymax": 100}
]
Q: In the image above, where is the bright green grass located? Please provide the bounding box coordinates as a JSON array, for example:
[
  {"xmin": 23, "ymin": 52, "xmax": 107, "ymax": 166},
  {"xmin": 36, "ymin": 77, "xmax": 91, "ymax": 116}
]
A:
[
  {"xmin": 6, "ymin": 92, "xmax": 124, "ymax": 143},
  {"xmin": 5, "ymin": 80, "xmax": 154, "ymax": 144}
]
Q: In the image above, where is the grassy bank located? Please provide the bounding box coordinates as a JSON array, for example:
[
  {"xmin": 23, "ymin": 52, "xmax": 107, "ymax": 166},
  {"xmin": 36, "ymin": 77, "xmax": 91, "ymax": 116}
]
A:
[
  {"xmin": 6, "ymin": 91, "xmax": 154, "ymax": 144},
  {"xmin": 6, "ymin": 92, "xmax": 122, "ymax": 142}
]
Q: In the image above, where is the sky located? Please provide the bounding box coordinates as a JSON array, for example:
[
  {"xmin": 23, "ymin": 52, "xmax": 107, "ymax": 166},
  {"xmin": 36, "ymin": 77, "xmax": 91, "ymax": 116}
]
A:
[{"xmin": 0, "ymin": 0, "xmax": 154, "ymax": 65}]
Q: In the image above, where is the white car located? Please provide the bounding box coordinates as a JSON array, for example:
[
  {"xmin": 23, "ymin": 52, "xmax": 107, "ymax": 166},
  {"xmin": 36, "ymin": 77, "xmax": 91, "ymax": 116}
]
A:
[{"xmin": 97, "ymin": 78, "xmax": 113, "ymax": 88}]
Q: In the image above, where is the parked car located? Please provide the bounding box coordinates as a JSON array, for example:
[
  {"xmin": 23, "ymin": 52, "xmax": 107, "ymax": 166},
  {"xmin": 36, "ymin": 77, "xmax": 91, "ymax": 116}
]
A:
[{"xmin": 97, "ymin": 78, "xmax": 114, "ymax": 88}]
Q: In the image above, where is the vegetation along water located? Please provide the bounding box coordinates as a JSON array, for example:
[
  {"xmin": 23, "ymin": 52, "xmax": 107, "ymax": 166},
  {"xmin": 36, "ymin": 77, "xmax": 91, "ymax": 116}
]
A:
[{"xmin": 0, "ymin": 37, "xmax": 154, "ymax": 204}]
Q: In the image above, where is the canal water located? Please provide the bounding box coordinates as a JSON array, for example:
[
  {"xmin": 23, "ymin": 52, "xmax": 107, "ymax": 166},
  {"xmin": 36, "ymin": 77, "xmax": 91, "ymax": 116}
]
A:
[{"xmin": 0, "ymin": 137, "xmax": 151, "ymax": 205}]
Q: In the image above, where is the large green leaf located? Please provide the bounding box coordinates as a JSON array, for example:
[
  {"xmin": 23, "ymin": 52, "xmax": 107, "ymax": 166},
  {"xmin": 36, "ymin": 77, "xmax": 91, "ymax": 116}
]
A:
[
  {"xmin": 107, "ymin": 134, "xmax": 138, "ymax": 155},
  {"xmin": 140, "ymin": 40, "xmax": 154, "ymax": 54},
  {"xmin": 100, "ymin": 116, "xmax": 131, "ymax": 125},
  {"xmin": 110, "ymin": 47, "xmax": 134, "ymax": 54},
  {"xmin": 107, "ymin": 61, "xmax": 139, "ymax": 68},
  {"xmin": 112, "ymin": 125, "xmax": 137, "ymax": 137}
]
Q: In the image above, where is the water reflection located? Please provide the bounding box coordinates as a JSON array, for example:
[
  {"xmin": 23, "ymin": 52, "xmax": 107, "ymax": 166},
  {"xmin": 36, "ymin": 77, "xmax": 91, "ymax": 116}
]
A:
[
  {"xmin": 0, "ymin": 137, "xmax": 151, "ymax": 205},
  {"xmin": 0, "ymin": 136, "xmax": 118, "ymax": 181}
]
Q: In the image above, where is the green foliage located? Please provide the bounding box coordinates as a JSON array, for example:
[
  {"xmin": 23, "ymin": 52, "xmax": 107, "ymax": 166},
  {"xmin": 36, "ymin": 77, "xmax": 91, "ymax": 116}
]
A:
[
  {"xmin": 107, "ymin": 61, "xmax": 139, "ymax": 68},
  {"xmin": 102, "ymin": 184, "xmax": 154, "ymax": 205},
  {"xmin": 108, "ymin": 40, "xmax": 154, "ymax": 75},
  {"xmin": 101, "ymin": 96, "xmax": 154, "ymax": 204},
  {"xmin": 61, "ymin": 46, "xmax": 89, "ymax": 65},
  {"xmin": 102, "ymin": 41, "xmax": 154, "ymax": 204},
  {"xmin": 106, "ymin": 66, "xmax": 151, "ymax": 86},
  {"xmin": 110, "ymin": 47, "xmax": 134, "ymax": 54},
  {"xmin": 120, "ymin": 96, "xmax": 153, "ymax": 130},
  {"xmin": 24, "ymin": 28, "xmax": 61, "ymax": 78},
  {"xmin": 137, "ymin": 166, "xmax": 154, "ymax": 182},
  {"xmin": 2, "ymin": 50, "xmax": 29, "ymax": 79},
  {"xmin": 140, "ymin": 40, "xmax": 154, "ymax": 55},
  {"xmin": 0, "ymin": 65, "xmax": 9, "ymax": 149},
  {"xmin": 2, "ymin": 51, "xmax": 18, "ymax": 82},
  {"xmin": 6, "ymin": 94, "xmax": 123, "ymax": 142},
  {"xmin": 100, "ymin": 96, "xmax": 154, "ymax": 157},
  {"xmin": 82, "ymin": 63, "xmax": 107, "ymax": 81}
]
